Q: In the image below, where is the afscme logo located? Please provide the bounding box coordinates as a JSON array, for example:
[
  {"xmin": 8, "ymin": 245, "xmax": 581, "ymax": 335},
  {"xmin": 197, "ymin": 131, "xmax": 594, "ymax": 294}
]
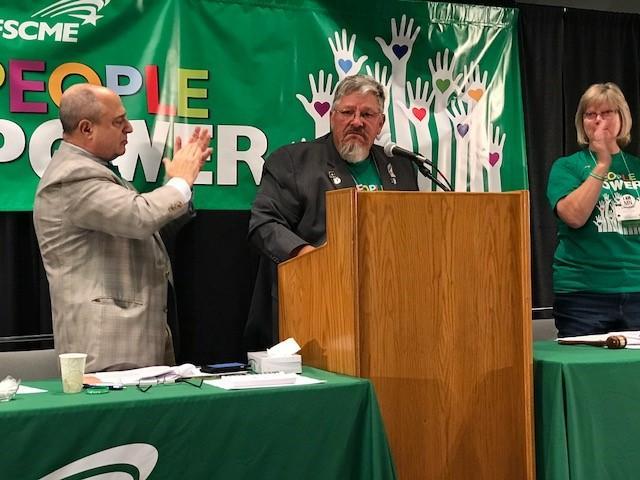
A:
[
  {"xmin": 33, "ymin": 0, "xmax": 112, "ymax": 26},
  {"xmin": 39, "ymin": 443, "xmax": 158, "ymax": 480},
  {"xmin": 0, "ymin": 0, "xmax": 112, "ymax": 43}
]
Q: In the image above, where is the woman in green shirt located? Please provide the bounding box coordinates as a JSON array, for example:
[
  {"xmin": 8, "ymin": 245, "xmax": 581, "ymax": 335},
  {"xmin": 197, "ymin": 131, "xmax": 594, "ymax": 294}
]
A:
[{"xmin": 547, "ymin": 82, "xmax": 640, "ymax": 337}]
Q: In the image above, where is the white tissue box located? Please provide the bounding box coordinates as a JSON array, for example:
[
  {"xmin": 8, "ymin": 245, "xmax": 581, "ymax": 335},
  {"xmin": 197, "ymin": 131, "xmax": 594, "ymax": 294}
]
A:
[{"xmin": 247, "ymin": 351, "xmax": 302, "ymax": 374}]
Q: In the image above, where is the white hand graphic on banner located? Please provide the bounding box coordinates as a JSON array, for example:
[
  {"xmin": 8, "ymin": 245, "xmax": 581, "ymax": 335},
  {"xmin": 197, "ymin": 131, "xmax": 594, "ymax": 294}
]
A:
[
  {"xmin": 448, "ymin": 99, "xmax": 471, "ymax": 192},
  {"xmin": 328, "ymin": 29, "xmax": 368, "ymax": 80},
  {"xmin": 462, "ymin": 63, "xmax": 489, "ymax": 191},
  {"xmin": 429, "ymin": 49, "xmax": 461, "ymax": 112},
  {"xmin": 428, "ymin": 49, "xmax": 462, "ymax": 182},
  {"xmin": 365, "ymin": 62, "xmax": 392, "ymax": 146},
  {"xmin": 375, "ymin": 15, "xmax": 420, "ymax": 148},
  {"xmin": 295, "ymin": 70, "xmax": 335, "ymax": 138},
  {"xmin": 399, "ymin": 77, "xmax": 435, "ymax": 190},
  {"xmin": 487, "ymin": 123, "xmax": 506, "ymax": 191},
  {"xmin": 461, "ymin": 63, "xmax": 488, "ymax": 106}
]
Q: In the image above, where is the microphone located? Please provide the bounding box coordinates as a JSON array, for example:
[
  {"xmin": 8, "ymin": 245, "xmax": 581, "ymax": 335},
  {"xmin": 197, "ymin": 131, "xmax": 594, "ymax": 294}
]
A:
[
  {"xmin": 383, "ymin": 142, "xmax": 452, "ymax": 191},
  {"xmin": 383, "ymin": 142, "xmax": 432, "ymax": 166}
]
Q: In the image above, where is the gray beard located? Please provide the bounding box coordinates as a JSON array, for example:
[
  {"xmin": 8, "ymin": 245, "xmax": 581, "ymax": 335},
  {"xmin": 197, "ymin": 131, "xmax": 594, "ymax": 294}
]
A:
[{"xmin": 338, "ymin": 141, "xmax": 369, "ymax": 163}]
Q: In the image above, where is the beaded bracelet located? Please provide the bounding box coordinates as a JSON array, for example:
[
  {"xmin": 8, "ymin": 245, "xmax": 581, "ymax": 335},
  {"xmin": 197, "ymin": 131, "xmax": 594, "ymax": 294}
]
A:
[{"xmin": 589, "ymin": 171, "xmax": 606, "ymax": 181}]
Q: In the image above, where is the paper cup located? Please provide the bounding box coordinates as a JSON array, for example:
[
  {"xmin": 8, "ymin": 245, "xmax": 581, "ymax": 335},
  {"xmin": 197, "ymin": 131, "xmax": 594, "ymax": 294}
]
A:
[{"xmin": 59, "ymin": 353, "xmax": 87, "ymax": 393}]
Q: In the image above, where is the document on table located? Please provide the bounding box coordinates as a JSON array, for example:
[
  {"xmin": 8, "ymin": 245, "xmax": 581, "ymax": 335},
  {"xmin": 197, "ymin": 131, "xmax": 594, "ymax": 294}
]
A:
[
  {"xmin": 557, "ymin": 331, "xmax": 640, "ymax": 348},
  {"xmin": 17, "ymin": 385, "xmax": 47, "ymax": 394},
  {"xmin": 206, "ymin": 373, "xmax": 325, "ymax": 390},
  {"xmin": 89, "ymin": 363, "xmax": 204, "ymax": 386}
]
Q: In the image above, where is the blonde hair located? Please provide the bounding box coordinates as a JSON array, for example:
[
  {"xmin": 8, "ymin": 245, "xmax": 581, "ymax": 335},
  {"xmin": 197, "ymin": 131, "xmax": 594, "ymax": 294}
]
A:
[{"xmin": 575, "ymin": 82, "xmax": 632, "ymax": 147}]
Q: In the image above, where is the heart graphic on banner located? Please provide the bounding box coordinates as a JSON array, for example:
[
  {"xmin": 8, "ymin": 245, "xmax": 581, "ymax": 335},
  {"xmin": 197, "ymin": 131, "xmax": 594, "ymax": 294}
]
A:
[
  {"xmin": 456, "ymin": 123, "xmax": 469, "ymax": 137},
  {"xmin": 314, "ymin": 101, "xmax": 330, "ymax": 117},
  {"xmin": 489, "ymin": 152, "xmax": 500, "ymax": 166},
  {"xmin": 468, "ymin": 89, "xmax": 484, "ymax": 102},
  {"xmin": 392, "ymin": 44, "xmax": 408, "ymax": 59},
  {"xmin": 338, "ymin": 59, "xmax": 353, "ymax": 73},
  {"xmin": 412, "ymin": 108, "xmax": 427, "ymax": 121},
  {"xmin": 436, "ymin": 79, "xmax": 451, "ymax": 93}
]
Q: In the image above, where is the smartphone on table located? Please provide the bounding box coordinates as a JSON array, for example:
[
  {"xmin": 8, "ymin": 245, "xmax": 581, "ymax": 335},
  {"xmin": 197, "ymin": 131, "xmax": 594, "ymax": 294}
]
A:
[{"xmin": 200, "ymin": 362, "xmax": 248, "ymax": 374}]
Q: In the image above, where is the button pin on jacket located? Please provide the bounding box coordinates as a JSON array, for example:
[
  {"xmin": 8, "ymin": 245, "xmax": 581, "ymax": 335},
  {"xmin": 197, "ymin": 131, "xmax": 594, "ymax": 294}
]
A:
[
  {"xmin": 387, "ymin": 164, "xmax": 397, "ymax": 184},
  {"xmin": 328, "ymin": 170, "xmax": 341, "ymax": 185}
]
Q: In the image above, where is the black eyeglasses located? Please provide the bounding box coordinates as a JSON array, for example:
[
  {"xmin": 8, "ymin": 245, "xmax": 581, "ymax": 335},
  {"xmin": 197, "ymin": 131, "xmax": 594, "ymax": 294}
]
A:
[{"xmin": 136, "ymin": 376, "xmax": 203, "ymax": 393}]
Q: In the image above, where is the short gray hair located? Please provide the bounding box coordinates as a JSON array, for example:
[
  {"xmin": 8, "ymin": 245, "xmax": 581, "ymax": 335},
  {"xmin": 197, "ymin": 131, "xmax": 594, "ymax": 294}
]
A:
[
  {"xmin": 332, "ymin": 75, "xmax": 385, "ymax": 112},
  {"xmin": 59, "ymin": 84, "xmax": 104, "ymax": 133}
]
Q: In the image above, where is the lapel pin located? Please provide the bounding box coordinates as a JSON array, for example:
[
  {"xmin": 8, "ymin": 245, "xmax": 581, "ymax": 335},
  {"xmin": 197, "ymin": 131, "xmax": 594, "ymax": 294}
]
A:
[{"xmin": 387, "ymin": 164, "xmax": 397, "ymax": 184}]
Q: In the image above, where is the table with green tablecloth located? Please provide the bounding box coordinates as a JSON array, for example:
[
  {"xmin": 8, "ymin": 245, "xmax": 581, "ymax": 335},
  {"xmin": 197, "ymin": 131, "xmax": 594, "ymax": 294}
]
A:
[
  {"xmin": 534, "ymin": 340, "xmax": 640, "ymax": 480},
  {"xmin": 1, "ymin": 367, "xmax": 395, "ymax": 479}
]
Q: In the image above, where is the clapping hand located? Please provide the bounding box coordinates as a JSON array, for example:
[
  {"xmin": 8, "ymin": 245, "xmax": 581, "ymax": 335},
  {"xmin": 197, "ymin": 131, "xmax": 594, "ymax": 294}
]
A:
[{"xmin": 163, "ymin": 127, "xmax": 212, "ymax": 186}]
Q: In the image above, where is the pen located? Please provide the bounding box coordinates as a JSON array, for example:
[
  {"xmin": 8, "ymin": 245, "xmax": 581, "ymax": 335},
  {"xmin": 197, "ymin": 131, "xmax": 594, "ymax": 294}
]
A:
[{"xmin": 83, "ymin": 383, "xmax": 125, "ymax": 390}]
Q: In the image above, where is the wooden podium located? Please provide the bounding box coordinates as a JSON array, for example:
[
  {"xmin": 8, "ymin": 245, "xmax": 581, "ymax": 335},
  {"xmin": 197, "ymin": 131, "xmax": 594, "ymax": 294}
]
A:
[{"xmin": 278, "ymin": 189, "xmax": 534, "ymax": 480}]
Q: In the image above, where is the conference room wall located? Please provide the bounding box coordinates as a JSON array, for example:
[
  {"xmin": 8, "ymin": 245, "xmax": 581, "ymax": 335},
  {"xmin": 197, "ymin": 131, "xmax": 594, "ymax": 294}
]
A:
[{"xmin": 2, "ymin": 3, "xmax": 639, "ymax": 361}]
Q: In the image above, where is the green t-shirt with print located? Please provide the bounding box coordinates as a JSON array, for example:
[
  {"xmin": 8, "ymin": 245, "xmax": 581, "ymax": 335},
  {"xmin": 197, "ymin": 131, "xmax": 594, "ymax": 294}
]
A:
[
  {"xmin": 547, "ymin": 149, "xmax": 640, "ymax": 293},
  {"xmin": 346, "ymin": 157, "xmax": 383, "ymax": 192}
]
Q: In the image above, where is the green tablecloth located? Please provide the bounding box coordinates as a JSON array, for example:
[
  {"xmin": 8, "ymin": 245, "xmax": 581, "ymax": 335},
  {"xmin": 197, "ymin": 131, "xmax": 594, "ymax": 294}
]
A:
[
  {"xmin": 534, "ymin": 341, "xmax": 640, "ymax": 480},
  {"xmin": 1, "ymin": 367, "xmax": 396, "ymax": 479}
]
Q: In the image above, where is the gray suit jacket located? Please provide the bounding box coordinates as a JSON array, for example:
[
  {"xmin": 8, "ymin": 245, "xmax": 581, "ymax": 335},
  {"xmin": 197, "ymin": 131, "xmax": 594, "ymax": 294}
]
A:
[{"xmin": 34, "ymin": 142, "xmax": 188, "ymax": 372}]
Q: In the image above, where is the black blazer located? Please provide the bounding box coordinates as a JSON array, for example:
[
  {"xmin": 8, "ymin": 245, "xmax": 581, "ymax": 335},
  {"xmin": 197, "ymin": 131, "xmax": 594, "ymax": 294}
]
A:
[{"xmin": 245, "ymin": 133, "xmax": 418, "ymax": 350}]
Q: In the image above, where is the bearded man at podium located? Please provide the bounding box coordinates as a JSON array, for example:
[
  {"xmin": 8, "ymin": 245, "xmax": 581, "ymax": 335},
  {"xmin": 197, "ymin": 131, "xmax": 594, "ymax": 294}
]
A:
[{"xmin": 245, "ymin": 74, "xmax": 418, "ymax": 350}]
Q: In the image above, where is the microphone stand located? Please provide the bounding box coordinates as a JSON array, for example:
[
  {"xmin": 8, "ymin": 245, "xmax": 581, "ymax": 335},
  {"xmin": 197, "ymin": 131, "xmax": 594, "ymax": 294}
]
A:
[
  {"xmin": 414, "ymin": 161, "xmax": 452, "ymax": 192},
  {"xmin": 383, "ymin": 143, "xmax": 453, "ymax": 191}
]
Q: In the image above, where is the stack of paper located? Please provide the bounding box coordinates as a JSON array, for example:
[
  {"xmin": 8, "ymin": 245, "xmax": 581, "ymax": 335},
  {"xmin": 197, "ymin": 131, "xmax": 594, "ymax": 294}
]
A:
[
  {"xmin": 89, "ymin": 363, "xmax": 202, "ymax": 386},
  {"xmin": 206, "ymin": 373, "xmax": 325, "ymax": 390},
  {"xmin": 219, "ymin": 372, "xmax": 297, "ymax": 388}
]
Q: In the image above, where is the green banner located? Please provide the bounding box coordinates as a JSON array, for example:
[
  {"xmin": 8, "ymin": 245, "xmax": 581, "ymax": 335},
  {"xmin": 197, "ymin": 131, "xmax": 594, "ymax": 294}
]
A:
[{"xmin": 0, "ymin": 0, "xmax": 527, "ymax": 211}]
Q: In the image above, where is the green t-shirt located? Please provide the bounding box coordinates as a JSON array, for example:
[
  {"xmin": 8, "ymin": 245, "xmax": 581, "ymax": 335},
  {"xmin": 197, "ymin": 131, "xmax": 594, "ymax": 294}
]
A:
[
  {"xmin": 547, "ymin": 149, "xmax": 640, "ymax": 293},
  {"xmin": 345, "ymin": 157, "xmax": 383, "ymax": 192}
]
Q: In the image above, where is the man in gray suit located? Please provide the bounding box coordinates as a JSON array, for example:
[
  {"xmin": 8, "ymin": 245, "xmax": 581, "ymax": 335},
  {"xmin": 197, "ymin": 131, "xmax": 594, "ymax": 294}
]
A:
[{"xmin": 34, "ymin": 83, "xmax": 211, "ymax": 373}]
